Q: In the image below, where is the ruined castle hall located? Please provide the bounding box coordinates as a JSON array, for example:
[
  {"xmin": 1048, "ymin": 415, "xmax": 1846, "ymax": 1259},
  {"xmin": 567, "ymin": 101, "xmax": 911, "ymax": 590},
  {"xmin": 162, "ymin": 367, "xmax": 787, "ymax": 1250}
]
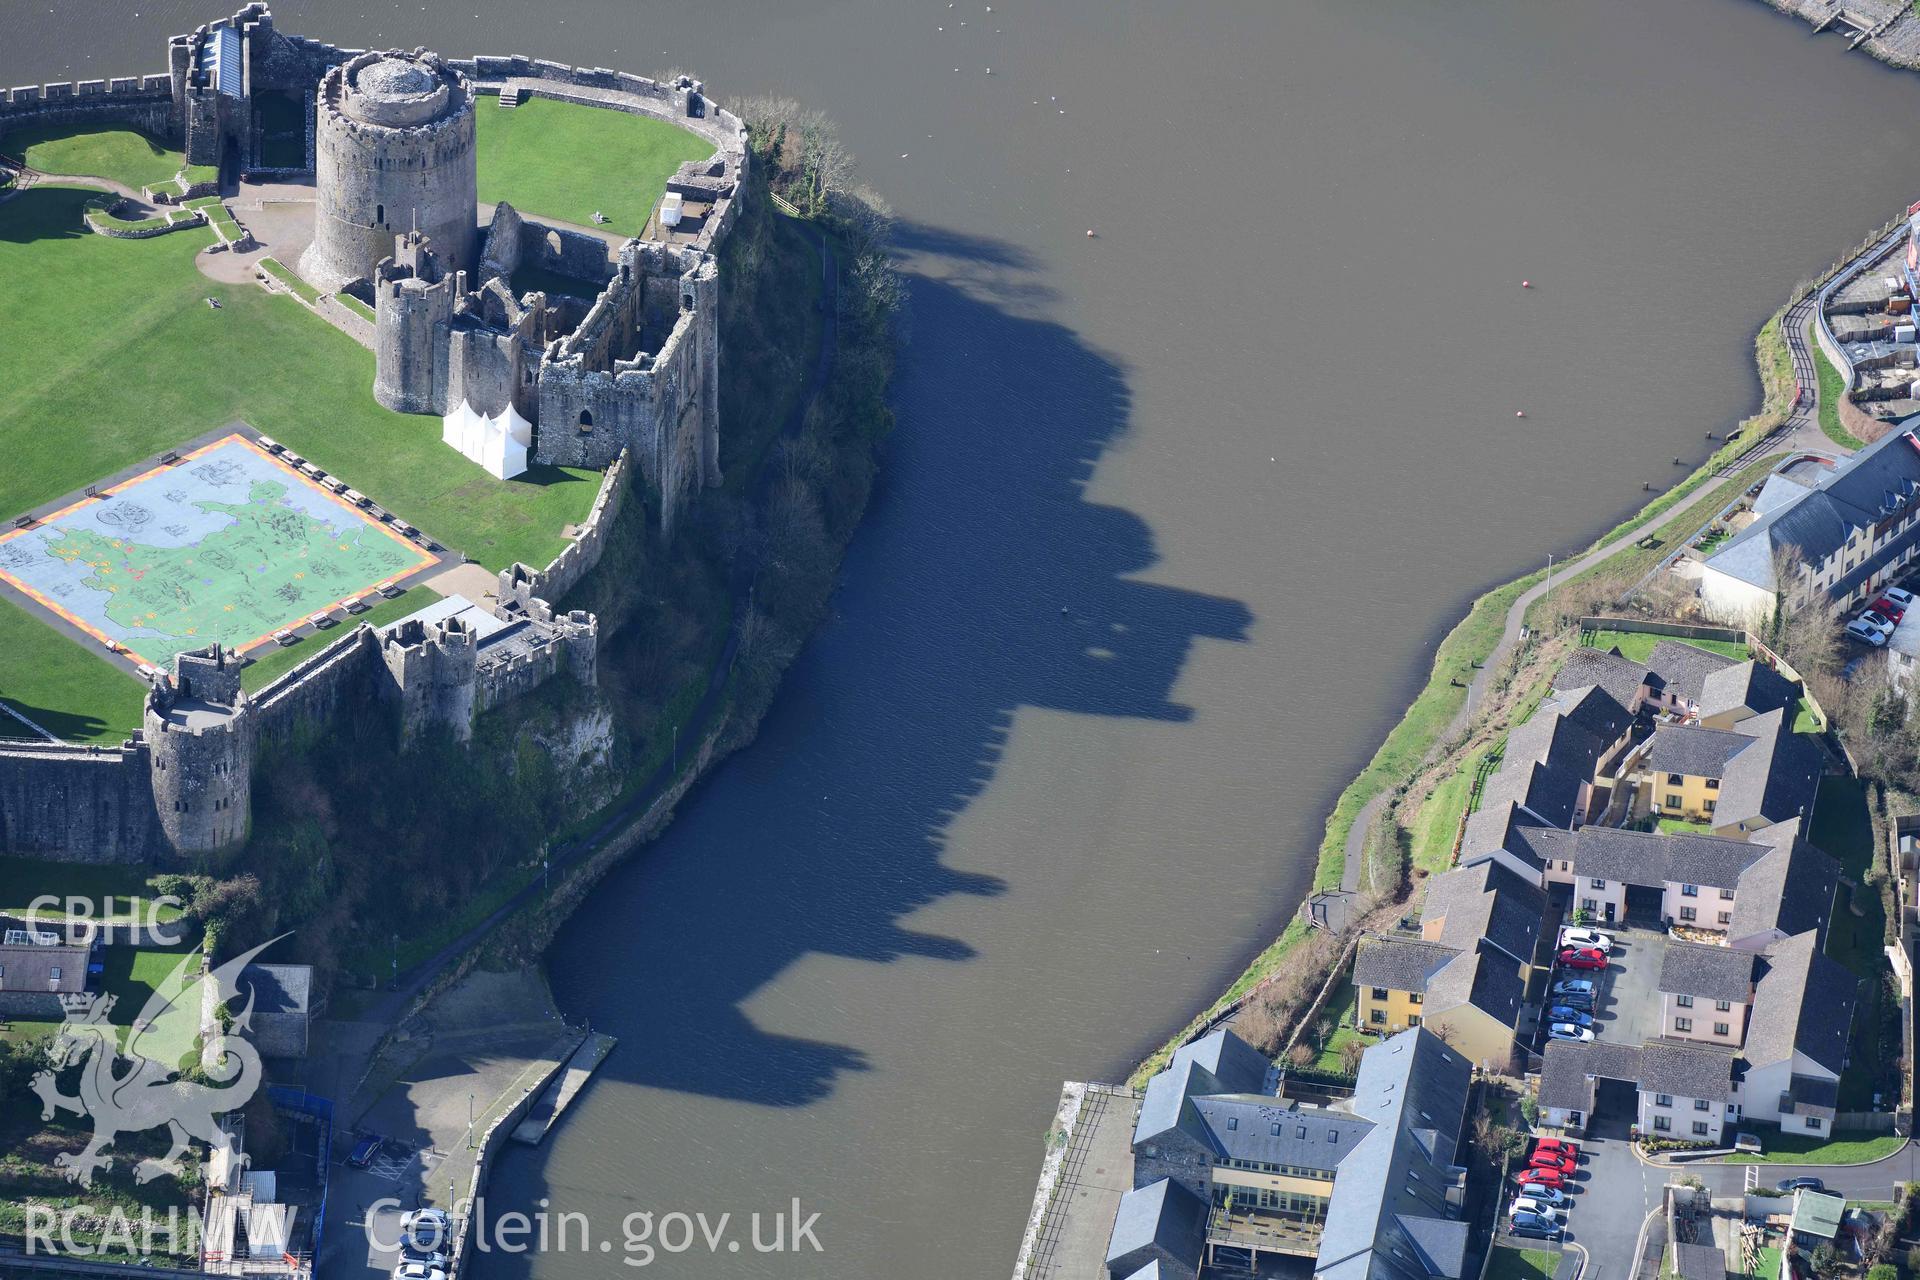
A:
[{"xmin": 299, "ymin": 49, "xmax": 478, "ymax": 292}]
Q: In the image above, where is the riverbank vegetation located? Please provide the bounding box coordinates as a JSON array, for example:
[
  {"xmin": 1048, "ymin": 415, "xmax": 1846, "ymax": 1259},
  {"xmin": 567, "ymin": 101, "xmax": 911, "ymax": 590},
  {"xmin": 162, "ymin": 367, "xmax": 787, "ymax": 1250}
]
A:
[{"xmin": 1815, "ymin": 346, "xmax": 1868, "ymax": 452}]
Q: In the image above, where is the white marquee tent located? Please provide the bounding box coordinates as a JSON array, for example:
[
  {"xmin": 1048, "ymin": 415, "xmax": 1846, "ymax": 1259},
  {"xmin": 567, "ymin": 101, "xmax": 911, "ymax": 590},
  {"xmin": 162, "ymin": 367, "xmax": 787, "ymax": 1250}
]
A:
[{"xmin": 441, "ymin": 400, "xmax": 531, "ymax": 479}]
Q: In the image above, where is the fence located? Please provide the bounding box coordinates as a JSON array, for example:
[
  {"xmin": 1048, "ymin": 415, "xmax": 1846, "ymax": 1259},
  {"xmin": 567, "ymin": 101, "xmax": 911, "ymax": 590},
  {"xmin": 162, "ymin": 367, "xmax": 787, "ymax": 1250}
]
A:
[{"xmin": 1578, "ymin": 617, "xmax": 1829, "ymax": 732}]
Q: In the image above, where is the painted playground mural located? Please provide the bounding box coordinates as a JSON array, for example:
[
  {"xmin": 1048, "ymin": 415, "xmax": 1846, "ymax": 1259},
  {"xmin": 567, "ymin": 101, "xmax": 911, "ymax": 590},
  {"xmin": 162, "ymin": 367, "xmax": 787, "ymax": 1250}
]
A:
[{"xmin": 0, "ymin": 436, "xmax": 435, "ymax": 668}]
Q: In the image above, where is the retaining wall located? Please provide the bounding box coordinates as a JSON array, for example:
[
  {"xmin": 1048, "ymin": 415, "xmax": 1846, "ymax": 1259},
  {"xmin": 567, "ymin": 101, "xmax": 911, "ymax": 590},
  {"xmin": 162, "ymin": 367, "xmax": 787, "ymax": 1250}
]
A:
[
  {"xmin": 498, "ymin": 449, "xmax": 632, "ymax": 604},
  {"xmin": 0, "ymin": 738, "xmax": 162, "ymax": 862},
  {"xmin": 0, "ymin": 77, "xmax": 173, "ymax": 150}
]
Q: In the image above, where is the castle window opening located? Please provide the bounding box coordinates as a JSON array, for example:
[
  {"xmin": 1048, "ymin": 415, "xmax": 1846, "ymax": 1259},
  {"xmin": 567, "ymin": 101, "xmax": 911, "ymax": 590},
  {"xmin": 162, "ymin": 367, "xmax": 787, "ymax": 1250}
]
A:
[{"xmin": 578, "ymin": 409, "xmax": 594, "ymax": 431}]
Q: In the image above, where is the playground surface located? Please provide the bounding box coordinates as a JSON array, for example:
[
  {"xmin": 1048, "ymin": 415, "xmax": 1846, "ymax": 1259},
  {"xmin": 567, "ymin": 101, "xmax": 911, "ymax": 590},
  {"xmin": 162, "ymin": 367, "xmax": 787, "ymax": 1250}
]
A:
[{"xmin": 0, "ymin": 433, "xmax": 438, "ymax": 670}]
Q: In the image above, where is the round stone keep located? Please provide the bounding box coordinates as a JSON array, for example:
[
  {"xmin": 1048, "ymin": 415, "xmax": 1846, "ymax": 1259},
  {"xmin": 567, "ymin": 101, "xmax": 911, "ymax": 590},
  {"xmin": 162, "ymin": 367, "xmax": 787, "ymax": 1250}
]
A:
[{"xmin": 298, "ymin": 49, "xmax": 477, "ymax": 293}]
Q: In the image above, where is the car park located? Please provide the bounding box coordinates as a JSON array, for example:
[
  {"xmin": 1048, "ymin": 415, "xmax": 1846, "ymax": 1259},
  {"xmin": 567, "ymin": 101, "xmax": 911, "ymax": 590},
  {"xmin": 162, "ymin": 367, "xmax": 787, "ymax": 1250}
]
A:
[
  {"xmin": 1557, "ymin": 927, "xmax": 1614, "ymax": 953},
  {"xmin": 1546, "ymin": 1022, "xmax": 1595, "ymax": 1043},
  {"xmin": 1777, "ymin": 1176, "xmax": 1825, "ymax": 1193},
  {"xmin": 1551, "ymin": 978, "xmax": 1596, "ymax": 1000},
  {"xmin": 1515, "ymin": 1183, "xmax": 1569, "ymax": 1207},
  {"xmin": 1513, "ymin": 1166, "xmax": 1568, "ymax": 1190},
  {"xmin": 1557, "ymin": 946, "xmax": 1607, "ymax": 971},
  {"xmin": 1509, "ymin": 1212, "xmax": 1562, "ymax": 1239},
  {"xmin": 1545, "ymin": 1006, "xmax": 1593, "ymax": 1028},
  {"xmin": 1847, "ymin": 618, "xmax": 1890, "ymax": 646}
]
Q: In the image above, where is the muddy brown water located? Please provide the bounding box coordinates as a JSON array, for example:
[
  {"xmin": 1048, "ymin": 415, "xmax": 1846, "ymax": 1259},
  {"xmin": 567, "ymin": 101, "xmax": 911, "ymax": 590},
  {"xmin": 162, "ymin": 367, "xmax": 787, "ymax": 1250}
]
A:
[{"xmin": 9, "ymin": 0, "xmax": 1920, "ymax": 1274}]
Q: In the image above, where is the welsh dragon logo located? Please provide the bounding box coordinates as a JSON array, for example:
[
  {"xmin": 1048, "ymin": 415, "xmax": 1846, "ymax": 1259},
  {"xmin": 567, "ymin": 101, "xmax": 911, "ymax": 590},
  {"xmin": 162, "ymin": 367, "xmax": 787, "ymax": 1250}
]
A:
[{"xmin": 30, "ymin": 937, "xmax": 284, "ymax": 1187}]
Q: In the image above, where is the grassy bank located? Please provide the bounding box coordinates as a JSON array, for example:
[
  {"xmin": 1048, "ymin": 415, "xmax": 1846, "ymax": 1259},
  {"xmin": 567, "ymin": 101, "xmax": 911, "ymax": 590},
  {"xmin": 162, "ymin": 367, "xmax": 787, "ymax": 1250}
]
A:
[
  {"xmin": 1815, "ymin": 345, "xmax": 1867, "ymax": 452},
  {"xmin": 474, "ymin": 96, "xmax": 713, "ymax": 236},
  {"xmin": 6, "ymin": 122, "xmax": 183, "ymax": 188}
]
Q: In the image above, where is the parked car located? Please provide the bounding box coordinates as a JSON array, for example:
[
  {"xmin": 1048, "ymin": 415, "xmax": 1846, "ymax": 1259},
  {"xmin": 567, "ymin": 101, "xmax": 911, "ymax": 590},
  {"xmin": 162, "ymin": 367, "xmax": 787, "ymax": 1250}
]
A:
[
  {"xmin": 1557, "ymin": 927, "xmax": 1614, "ymax": 953},
  {"xmin": 1551, "ymin": 977, "xmax": 1596, "ymax": 997},
  {"xmin": 1527, "ymin": 1147, "xmax": 1576, "ymax": 1172},
  {"xmin": 1551, "ymin": 989, "xmax": 1594, "ymax": 1012},
  {"xmin": 1515, "ymin": 1183, "xmax": 1570, "ymax": 1207},
  {"xmin": 1511, "ymin": 1199, "xmax": 1564, "ymax": 1224},
  {"xmin": 347, "ymin": 1134, "xmax": 384, "ymax": 1169},
  {"xmin": 1885, "ymin": 587, "xmax": 1915, "ymax": 610},
  {"xmin": 1545, "ymin": 1006, "xmax": 1594, "ymax": 1028},
  {"xmin": 1777, "ymin": 1176, "xmax": 1825, "ymax": 1193},
  {"xmin": 391, "ymin": 1266, "xmax": 446, "ymax": 1280},
  {"xmin": 1514, "ymin": 1166, "xmax": 1568, "ymax": 1190},
  {"xmin": 1846, "ymin": 617, "xmax": 1890, "ymax": 646},
  {"xmin": 1532, "ymin": 1137, "xmax": 1580, "ymax": 1158},
  {"xmin": 1873, "ymin": 596, "xmax": 1906, "ymax": 622},
  {"xmin": 1509, "ymin": 1212, "xmax": 1562, "ymax": 1240},
  {"xmin": 402, "ymin": 1209, "xmax": 452, "ymax": 1252},
  {"xmin": 1546, "ymin": 1022, "xmax": 1595, "ymax": 1043},
  {"xmin": 1862, "ymin": 609, "xmax": 1897, "ymax": 635},
  {"xmin": 1557, "ymin": 946, "xmax": 1607, "ymax": 971}
]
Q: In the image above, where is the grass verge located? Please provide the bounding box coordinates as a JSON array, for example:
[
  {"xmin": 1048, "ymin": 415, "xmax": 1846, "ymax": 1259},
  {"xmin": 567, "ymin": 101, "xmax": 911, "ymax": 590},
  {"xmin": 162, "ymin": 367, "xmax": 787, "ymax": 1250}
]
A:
[
  {"xmin": 1815, "ymin": 345, "xmax": 1867, "ymax": 452},
  {"xmin": 9, "ymin": 122, "xmax": 183, "ymax": 189},
  {"xmin": 1484, "ymin": 1248, "xmax": 1560, "ymax": 1280}
]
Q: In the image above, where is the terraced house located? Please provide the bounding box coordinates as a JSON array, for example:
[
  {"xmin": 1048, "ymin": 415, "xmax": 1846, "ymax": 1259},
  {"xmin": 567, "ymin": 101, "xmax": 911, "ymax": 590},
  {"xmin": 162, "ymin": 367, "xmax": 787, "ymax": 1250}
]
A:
[
  {"xmin": 1110, "ymin": 1027, "xmax": 1471, "ymax": 1280},
  {"xmin": 1351, "ymin": 859, "xmax": 1552, "ymax": 1070},
  {"xmin": 1696, "ymin": 426, "xmax": 1920, "ymax": 622},
  {"xmin": 1616, "ymin": 708, "xmax": 1821, "ymax": 838}
]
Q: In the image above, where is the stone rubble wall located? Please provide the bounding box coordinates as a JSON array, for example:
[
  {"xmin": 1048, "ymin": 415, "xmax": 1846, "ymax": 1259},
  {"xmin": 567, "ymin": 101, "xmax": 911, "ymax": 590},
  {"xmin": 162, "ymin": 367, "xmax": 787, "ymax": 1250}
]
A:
[
  {"xmin": 493, "ymin": 449, "xmax": 633, "ymax": 606},
  {"xmin": 0, "ymin": 77, "xmax": 174, "ymax": 153},
  {"xmin": 0, "ymin": 738, "xmax": 163, "ymax": 863}
]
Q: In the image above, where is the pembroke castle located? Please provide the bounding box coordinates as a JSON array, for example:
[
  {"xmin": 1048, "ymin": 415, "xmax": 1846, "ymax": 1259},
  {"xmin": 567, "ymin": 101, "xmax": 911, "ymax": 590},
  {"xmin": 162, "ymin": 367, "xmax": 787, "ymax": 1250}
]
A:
[{"xmin": 0, "ymin": 5, "xmax": 749, "ymax": 860}]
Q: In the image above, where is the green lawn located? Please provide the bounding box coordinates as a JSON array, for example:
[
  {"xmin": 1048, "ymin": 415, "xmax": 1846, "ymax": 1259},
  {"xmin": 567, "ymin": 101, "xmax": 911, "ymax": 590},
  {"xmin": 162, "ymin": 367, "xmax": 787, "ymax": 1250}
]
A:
[
  {"xmin": 336, "ymin": 292, "xmax": 376, "ymax": 322},
  {"xmin": 1305, "ymin": 984, "xmax": 1366, "ymax": 1075},
  {"xmin": 1657, "ymin": 816, "xmax": 1715, "ymax": 834},
  {"xmin": 474, "ymin": 96, "xmax": 713, "ymax": 236},
  {"xmin": 0, "ymin": 594, "xmax": 147, "ymax": 744},
  {"xmin": 97, "ymin": 944, "xmax": 201, "ymax": 1066},
  {"xmin": 1484, "ymin": 1246, "xmax": 1560, "ymax": 1280},
  {"xmin": 239, "ymin": 587, "xmax": 443, "ymax": 692},
  {"xmin": 0, "ymin": 855, "xmax": 186, "ymax": 920},
  {"xmin": 1814, "ymin": 345, "xmax": 1867, "ymax": 453},
  {"xmin": 0, "ymin": 186, "xmax": 600, "ymax": 736},
  {"xmin": 1410, "ymin": 742, "xmax": 1496, "ymax": 876},
  {"xmin": 1725, "ymin": 1124, "xmax": 1905, "ymax": 1164},
  {"xmin": 1745, "ymin": 1245, "xmax": 1781, "ymax": 1280},
  {"xmin": 7, "ymin": 122, "xmax": 183, "ymax": 189},
  {"xmin": 1583, "ymin": 629, "xmax": 1749, "ymax": 664},
  {"xmin": 258, "ymin": 254, "xmax": 319, "ymax": 304}
]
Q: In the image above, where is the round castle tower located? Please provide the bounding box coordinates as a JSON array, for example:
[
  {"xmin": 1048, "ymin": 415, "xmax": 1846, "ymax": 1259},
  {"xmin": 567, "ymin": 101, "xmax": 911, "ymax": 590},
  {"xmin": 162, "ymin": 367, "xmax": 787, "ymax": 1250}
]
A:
[
  {"xmin": 144, "ymin": 645, "xmax": 253, "ymax": 854},
  {"xmin": 299, "ymin": 49, "xmax": 477, "ymax": 293}
]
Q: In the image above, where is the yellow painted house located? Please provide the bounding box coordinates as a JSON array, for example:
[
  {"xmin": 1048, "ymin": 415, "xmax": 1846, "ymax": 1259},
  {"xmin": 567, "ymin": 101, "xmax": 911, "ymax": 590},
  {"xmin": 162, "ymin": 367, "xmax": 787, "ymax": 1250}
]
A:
[
  {"xmin": 1627, "ymin": 709, "xmax": 1820, "ymax": 839},
  {"xmin": 1350, "ymin": 859, "xmax": 1551, "ymax": 1074}
]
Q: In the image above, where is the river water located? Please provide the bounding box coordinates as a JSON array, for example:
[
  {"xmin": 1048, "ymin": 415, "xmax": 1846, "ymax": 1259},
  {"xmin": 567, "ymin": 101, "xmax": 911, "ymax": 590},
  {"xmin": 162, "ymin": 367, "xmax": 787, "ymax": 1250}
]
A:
[{"xmin": 11, "ymin": 0, "xmax": 1920, "ymax": 1274}]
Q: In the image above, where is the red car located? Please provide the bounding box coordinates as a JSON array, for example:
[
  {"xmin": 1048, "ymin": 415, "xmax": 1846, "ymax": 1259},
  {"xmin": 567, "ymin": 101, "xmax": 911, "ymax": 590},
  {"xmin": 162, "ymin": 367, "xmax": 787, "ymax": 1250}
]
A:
[
  {"xmin": 1533, "ymin": 1137, "xmax": 1580, "ymax": 1159},
  {"xmin": 1514, "ymin": 1166, "xmax": 1568, "ymax": 1189},
  {"xmin": 1527, "ymin": 1148, "xmax": 1576, "ymax": 1172},
  {"xmin": 1873, "ymin": 597, "xmax": 1905, "ymax": 623},
  {"xmin": 1557, "ymin": 947, "xmax": 1607, "ymax": 971}
]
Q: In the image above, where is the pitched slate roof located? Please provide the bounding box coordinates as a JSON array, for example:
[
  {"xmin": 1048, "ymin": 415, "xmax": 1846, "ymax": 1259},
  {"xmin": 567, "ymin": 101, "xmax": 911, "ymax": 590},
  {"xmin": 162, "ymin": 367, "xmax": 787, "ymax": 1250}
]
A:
[
  {"xmin": 1711, "ymin": 709, "xmax": 1822, "ymax": 831},
  {"xmin": 1105, "ymin": 1179, "xmax": 1206, "ymax": 1277},
  {"xmin": 1554, "ymin": 647, "xmax": 1650, "ymax": 712},
  {"xmin": 1422, "ymin": 943, "xmax": 1527, "ymax": 1032},
  {"xmin": 1315, "ymin": 1029, "xmax": 1474, "ymax": 1280},
  {"xmin": 1191, "ymin": 1096, "xmax": 1373, "ymax": 1171},
  {"xmin": 1645, "ymin": 639, "xmax": 1739, "ymax": 704},
  {"xmin": 1707, "ymin": 428, "xmax": 1920, "ymax": 592},
  {"xmin": 1643, "ymin": 725, "xmax": 1749, "ymax": 780},
  {"xmin": 1133, "ymin": 1028, "xmax": 1273, "ymax": 1153},
  {"xmin": 1459, "ymin": 802, "xmax": 1556, "ymax": 873},
  {"xmin": 1658, "ymin": 943, "xmax": 1757, "ymax": 1004},
  {"xmin": 1746, "ymin": 932, "xmax": 1858, "ymax": 1076},
  {"xmin": 1698, "ymin": 661, "xmax": 1800, "ymax": 725},
  {"xmin": 1477, "ymin": 758, "xmax": 1586, "ymax": 830},
  {"xmin": 1790, "ymin": 1075, "xmax": 1840, "ymax": 1112},
  {"xmin": 1638, "ymin": 1041, "xmax": 1738, "ymax": 1102},
  {"xmin": 1421, "ymin": 860, "xmax": 1549, "ymax": 966},
  {"xmin": 1567, "ymin": 826, "xmax": 1767, "ymax": 892},
  {"xmin": 1727, "ymin": 826, "xmax": 1839, "ymax": 945},
  {"xmin": 1538, "ymin": 1041, "xmax": 1645, "ymax": 1113},
  {"xmin": 1354, "ymin": 936, "xmax": 1457, "ymax": 995}
]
